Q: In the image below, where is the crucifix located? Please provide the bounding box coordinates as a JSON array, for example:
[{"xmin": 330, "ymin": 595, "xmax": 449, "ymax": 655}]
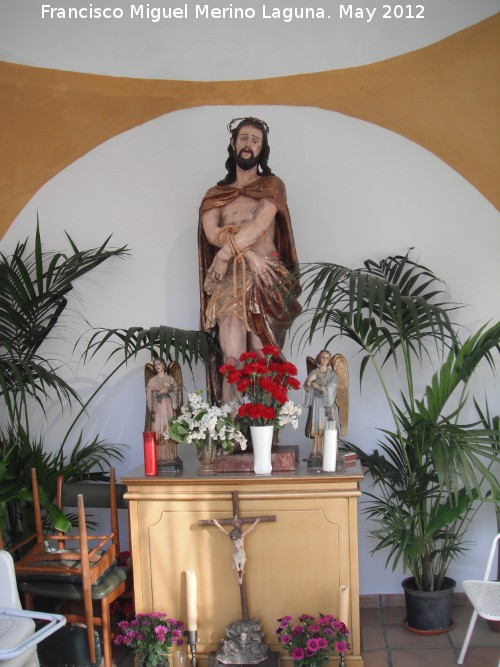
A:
[{"xmin": 198, "ymin": 490, "xmax": 276, "ymax": 621}]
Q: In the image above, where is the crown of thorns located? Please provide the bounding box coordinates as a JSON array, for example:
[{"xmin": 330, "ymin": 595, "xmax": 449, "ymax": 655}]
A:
[{"xmin": 227, "ymin": 117, "xmax": 270, "ymax": 135}]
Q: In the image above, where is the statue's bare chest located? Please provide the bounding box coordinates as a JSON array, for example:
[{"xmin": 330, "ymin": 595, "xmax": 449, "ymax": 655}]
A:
[{"xmin": 220, "ymin": 196, "xmax": 261, "ymax": 226}]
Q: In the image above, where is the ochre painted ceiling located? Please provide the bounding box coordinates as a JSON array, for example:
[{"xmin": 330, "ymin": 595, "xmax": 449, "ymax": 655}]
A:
[{"xmin": 1, "ymin": 14, "xmax": 498, "ymax": 239}]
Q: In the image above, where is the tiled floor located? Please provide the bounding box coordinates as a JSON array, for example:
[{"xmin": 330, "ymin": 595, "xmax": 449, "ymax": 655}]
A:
[
  {"xmin": 112, "ymin": 596, "xmax": 500, "ymax": 667},
  {"xmin": 360, "ymin": 594, "xmax": 500, "ymax": 667}
]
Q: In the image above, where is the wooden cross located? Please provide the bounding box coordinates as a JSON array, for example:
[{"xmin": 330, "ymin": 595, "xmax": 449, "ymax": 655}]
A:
[{"xmin": 198, "ymin": 490, "xmax": 276, "ymax": 621}]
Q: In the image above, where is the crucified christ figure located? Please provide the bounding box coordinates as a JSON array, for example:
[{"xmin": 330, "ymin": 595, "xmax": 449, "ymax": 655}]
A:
[
  {"xmin": 198, "ymin": 490, "xmax": 276, "ymax": 621},
  {"xmin": 211, "ymin": 517, "xmax": 261, "ymax": 584}
]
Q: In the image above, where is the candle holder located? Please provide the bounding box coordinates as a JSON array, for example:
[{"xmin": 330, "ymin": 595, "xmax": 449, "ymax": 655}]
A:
[{"xmin": 188, "ymin": 629, "xmax": 198, "ymax": 667}]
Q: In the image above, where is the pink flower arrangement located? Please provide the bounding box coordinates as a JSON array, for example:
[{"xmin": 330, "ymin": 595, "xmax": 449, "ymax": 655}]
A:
[
  {"xmin": 220, "ymin": 345, "xmax": 302, "ymax": 428},
  {"xmin": 114, "ymin": 612, "xmax": 185, "ymax": 667},
  {"xmin": 276, "ymin": 613, "xmax": 350, "ymax": 666}
]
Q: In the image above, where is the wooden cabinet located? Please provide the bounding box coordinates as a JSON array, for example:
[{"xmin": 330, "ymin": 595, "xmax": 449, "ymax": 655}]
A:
[{"xmin": 122, "ymin": 460, "xmax": 364, "ymax": 666}]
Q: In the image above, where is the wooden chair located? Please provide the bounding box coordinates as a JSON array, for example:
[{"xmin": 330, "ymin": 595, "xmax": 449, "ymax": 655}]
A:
[{"xmin": 11, "ymin": 468, "xmax": 129, "ymax": 667}]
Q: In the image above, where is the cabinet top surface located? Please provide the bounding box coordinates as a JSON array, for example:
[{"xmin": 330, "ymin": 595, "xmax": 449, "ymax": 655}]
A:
[{"xmin": 120, "ymin": 458, "xmax": 363, "ymax": 487}]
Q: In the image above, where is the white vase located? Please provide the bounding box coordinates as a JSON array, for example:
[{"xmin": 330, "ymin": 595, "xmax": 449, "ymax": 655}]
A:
[{"xmin": 250, "ymin": 425, "xmax": 274, "ymax": 475}]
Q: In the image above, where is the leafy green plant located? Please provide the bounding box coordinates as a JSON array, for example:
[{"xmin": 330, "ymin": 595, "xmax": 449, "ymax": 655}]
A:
[
  {"xmin": 299, "ymin": 251, "xmax": 500, "ymax": 591},
  {"xmin": 0, "ymin": 224, "xmax": 216, "ymax": 546},
  {"xmin": 0, "ymin": 224, "xmax": 130, "ymax": 543},
  {"xmin": 474, "ymin": 401, "xmax": 500, "ymax": 580},
  {"xmin": 0, "ymin": 223, "xmax": 129, "ymax": 433}
]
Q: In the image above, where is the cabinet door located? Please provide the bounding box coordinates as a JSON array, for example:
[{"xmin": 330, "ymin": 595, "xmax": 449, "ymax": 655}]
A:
[{"xmin": 133, "ymin": 488, "xmax": 355, "ymax": 654}]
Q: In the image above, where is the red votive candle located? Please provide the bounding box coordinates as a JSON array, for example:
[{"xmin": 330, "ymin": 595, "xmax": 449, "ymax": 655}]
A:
[{"xmin": 143, "ymin": 431, "xmax": 158, "ymax": 476}]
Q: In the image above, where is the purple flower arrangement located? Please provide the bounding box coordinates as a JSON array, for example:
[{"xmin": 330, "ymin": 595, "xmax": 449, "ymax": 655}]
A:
[
  {"xmin": 276, "ymin": 614, "xmax": 350, "ymax": 666},
  {"xmin": 114, "ymin": 612, "xmax": 185, "ymax": 667}
]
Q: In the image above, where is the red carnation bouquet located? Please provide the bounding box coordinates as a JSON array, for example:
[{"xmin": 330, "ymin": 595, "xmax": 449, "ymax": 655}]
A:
[{"xmin": 220, "ymin": 345, "xmax": 302, "ymax": 428}]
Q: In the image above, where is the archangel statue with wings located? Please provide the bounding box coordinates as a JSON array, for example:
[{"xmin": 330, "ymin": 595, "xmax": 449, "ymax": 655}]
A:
[
  {"xmin": 144, "ymin": 356, "xmax": 184, "ymax": 471},
  {"xmin": 303, "ymin": 350, "xmax": 349, "ymax": 464}
]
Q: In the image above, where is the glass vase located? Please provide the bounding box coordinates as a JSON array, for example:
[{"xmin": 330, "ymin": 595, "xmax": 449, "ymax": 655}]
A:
[{"xmin": 197, "ymin": 436, "xmax": 216, "ymax": 475}]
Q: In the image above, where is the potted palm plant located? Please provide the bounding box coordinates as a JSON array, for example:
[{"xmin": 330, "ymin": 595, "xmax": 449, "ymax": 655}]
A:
[
  {"xmin": 0, "ymin": 223, "xmax": 217, "ymax": 543},
  {"xmin": 299, "ymin": 252, "xmax": 500, "ymax": 632},
  {"xmin": 0, "ymin": 224, "xmax": 129, "ymax": 542}
]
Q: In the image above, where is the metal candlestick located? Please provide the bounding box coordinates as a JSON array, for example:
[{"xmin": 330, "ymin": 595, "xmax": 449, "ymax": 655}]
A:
[{"xmin": 188, "ymin": 630, "xmax": 198, "ymax": 667}]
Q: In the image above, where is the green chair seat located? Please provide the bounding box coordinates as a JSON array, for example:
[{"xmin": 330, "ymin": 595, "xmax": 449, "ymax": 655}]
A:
[{"xmin": 19, "ymin": 566, "xmax": 128, "ymax": 601}]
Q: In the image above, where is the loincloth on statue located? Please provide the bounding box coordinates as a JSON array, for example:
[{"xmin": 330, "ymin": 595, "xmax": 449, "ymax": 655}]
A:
[{"xmin": 203, "ymin": 260, "xmax": 301, "ymax": 341}]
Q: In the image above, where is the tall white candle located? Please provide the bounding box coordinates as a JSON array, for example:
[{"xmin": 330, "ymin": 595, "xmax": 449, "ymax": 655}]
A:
[
  {"xmin": 339, "ymin": 585, "xmax": 350, "ymax": 626},
  {"xmin": 323, "ymin": 423, "xmax": 338, "ymax": 472},
  {"xmin": 185, "ymin": 570, "xmax": 198, "ymax": 631}
]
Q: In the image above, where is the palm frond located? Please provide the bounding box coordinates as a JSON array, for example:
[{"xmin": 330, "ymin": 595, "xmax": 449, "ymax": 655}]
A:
[
  {"xmin": 298, "ymin": 251, "xmax": 458, "ymax": 366},
  {"xmin": 0, "ymin": 224, "xmax": 129, "ymax": 430},
  {"xmin": 82, "ymin": 325, "xmax": 216, "ymax": 367}
]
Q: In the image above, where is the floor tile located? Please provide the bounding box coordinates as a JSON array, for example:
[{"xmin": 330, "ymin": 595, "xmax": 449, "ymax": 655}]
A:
[
  {"xmin": 385, "ymin": 624, "xmax": 451, "ymax": 650},
  {"xmin": 391, "ymin": 648, "xmax": 459, "ymax": 667},
  {"xmin": 450, "ymin": 605, "xmax": 473, "ymax": 623},
  {"xmin": 380, "ymin": 594, "xmax": 405, "ymax": 608},
  {"xmin": 450, "ymin": 617, "xmax": 500, "ymax": 648},
  {"xmin": 360, "ymin": 625, "xmax": 386, "ymax": 650},
  {"xmin": 360, "ymin": 595, "xmax": 380, "ymax": 609},
  {"xmin": 360, "ymin": 608, "xmax": 382, "ymax": 626},
  {"xmin": 380, "ymin": 606, "xmax": 406, "ymax": 626},
  {"xmin": 458, "ymin": 646, "xmax": 500, "ymax": 667},
  {"xmin": 361, "ymin": 650, "xmax": 390, "ymax": 667}
]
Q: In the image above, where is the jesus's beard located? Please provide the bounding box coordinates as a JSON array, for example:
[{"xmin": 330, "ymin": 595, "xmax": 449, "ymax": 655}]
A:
[{"xmin": 235, "ymin": 149, "xmax": 260, "ymax": 171}]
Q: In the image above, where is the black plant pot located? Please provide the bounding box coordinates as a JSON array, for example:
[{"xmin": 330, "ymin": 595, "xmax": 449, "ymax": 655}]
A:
[{"xmin": 402, "ymin": 576, "xmax": 456, "ymax": 634}]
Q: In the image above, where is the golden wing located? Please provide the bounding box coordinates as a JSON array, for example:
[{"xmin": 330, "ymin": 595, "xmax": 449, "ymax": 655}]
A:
[
  {"xmin": 304, "ymin": 355, "xmax": 318, "ymax": 439},
  {"xmin": 306, "ymin": 355, "xmax": 317, "ymax": 377},
  {"xmin": 167, "ymin": 360, "xmax": 184, "ymax": 415},
  {"xmin": 332, "ymin": 354, "xmax": 349, "ymax": 435},
  {"xmin": 144, "ymin": 362, "xmax": 155, "ymax": 430}
]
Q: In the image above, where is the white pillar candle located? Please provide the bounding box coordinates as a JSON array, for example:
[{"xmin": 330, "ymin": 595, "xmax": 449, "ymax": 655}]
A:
[
  {"xmin": 323, "ymin": 423, "xmax": 338, "ymax": 472},
  {"xmin": 339, "ymin": 584, "xmax": 350, "ymax": 626},
  {"xmin": 185, "ymin": 570, "xmax": 198, "ymax": 631}
]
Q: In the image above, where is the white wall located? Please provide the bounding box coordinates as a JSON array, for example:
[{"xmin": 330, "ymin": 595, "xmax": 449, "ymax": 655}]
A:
[{"xmin": 1, "ymin": 1, "xmax": 499, "ymax": 594}]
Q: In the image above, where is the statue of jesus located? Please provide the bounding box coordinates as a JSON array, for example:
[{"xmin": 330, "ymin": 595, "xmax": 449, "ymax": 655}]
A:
[
  {"xmin": 198, "ymin": 117, "xmax": 302, "ymax": 404},
  {"xmin": 211, "ymin": 517, "xmax": 261, "ymax": 585}
]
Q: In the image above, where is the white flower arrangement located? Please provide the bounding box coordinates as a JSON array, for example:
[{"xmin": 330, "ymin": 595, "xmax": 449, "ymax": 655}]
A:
[
  {"xmin": 237, "ymin": 396, "xmax": 302, "ymax": 430},
  {"xmin": 276, "ymin": 401, "xmax": 302, "ymax": 430},
  {"xmin": 167, "ymin": 391, "xmax": 247, "ymax": 452}
]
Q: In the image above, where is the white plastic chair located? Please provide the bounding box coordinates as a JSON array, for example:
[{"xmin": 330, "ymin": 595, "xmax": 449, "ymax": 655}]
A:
[
  {"xmin": 457, "ymin": 533, "xmax": 500, "ymax": 665},
  {"xmin": 0, "ymin": 551, "xmax": 66, "ymax": 667}
]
